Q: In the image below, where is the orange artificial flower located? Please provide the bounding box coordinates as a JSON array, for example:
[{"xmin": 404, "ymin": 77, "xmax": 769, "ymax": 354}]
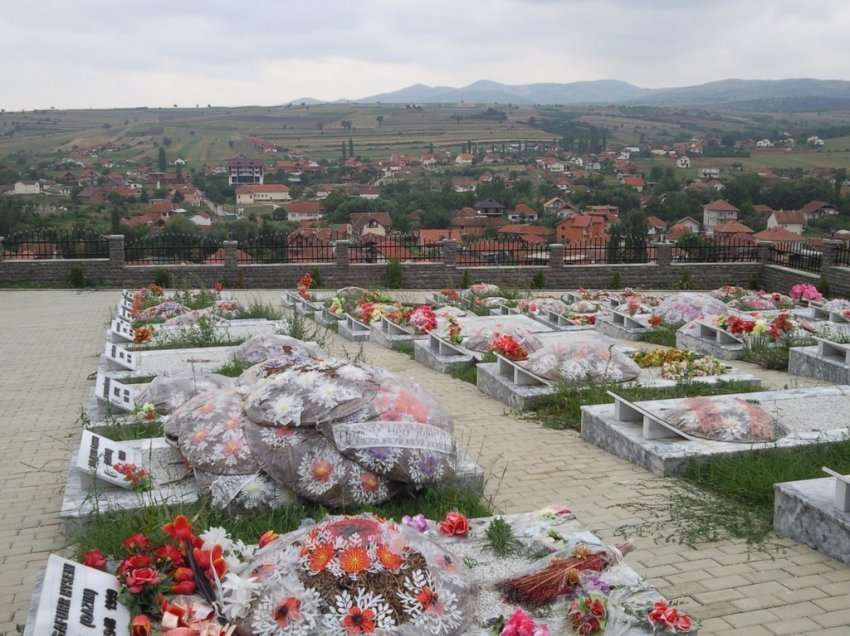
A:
[
  {"xmin": 307, "ymin": 543, "xmax": 334, "ymax": 573},
  {"xmin": 258, "ymin": 530, "xmax": 279, "ymax": 549},
  {"xmin": 131, "ymin": 614, "xmax": 152, "ymax": 636},
  {"xmin": 163, "ymin": 515, "xmax": 194, "ymax": 541},
  {"xmin": 339, "ymin": 546, "xmax": 371, "ymax": 576}
]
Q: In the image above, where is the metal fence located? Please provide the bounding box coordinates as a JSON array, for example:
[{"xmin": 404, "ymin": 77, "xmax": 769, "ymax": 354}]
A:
[
  {"xmin": 766, "ymin": 240, "xmax": 822, "ymax": 274},
  {"xmin": 457, "ymin": 239, "xmax": 550, "ymax": 266},
  {"xmin": 125, "ymin": 233, "xmax": 225, "ymax": 265},
  {"xmin": 285, "ymin": 241, "xmax": 336, "ymax": 264},
  {"xmin": 350, "ymin": 237, "xmax": 443, "ymax": 263},
  {"xmin": 238, "ymin": 234, "xmax": 290, "ymax": 264},
  {"xmin": 563, "ymin": 238, "xmax": 649, "ymax": 264},
  {"xmin": 1, "ymin": 230, "xmax": 109, "ymax": 260},
  {"xmin": 674, "ymin": 237, "xmax": 760, "ymax": 263},
  {"xmin": 835, "ymin": 243, "xmax": 850, "ymax": 268}
]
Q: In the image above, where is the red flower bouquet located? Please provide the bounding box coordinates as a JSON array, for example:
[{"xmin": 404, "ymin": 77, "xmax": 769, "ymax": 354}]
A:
[
  {"xmin": 568, "ymin": 593, "xmax": 608, "ymax": 635},
  {"xmin": 647, "ymin": 600, "xmax": 696, "ymax": 633},
  {"xmin": 296, "ymin": 272, "xmax": 314, "ymax": 299},
  {"xmin": 489, "ymin": 333, "xmax": 529, "ymax": 361}
]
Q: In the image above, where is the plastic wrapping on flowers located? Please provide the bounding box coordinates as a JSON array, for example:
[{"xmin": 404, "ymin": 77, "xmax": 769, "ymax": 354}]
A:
[
  {"xmin": 566, "ymin": 300, "xmax": 601, "ymax": 314},
  {"xmin": 655, "ymin": 396, "xmax": 785, "ymax": 443},
  {"xmin": 133, "ymin": 301, "xmax": 189, "ymax": 323},
  {"xmin": 462, "ymin": 323, "xmax": 543, "ymax": 354},
  {"xmin": 233, "ymin": 334, "xmax": 325, "ymax": 367},
  {"xmin": 517, "ymin": 297, "xmax": 567, "ymax": 316},
  {"xmin": 710, "ymin": 285, "xmax": 748, "ymax": 302},
  {"xmin": 464, "ymin": 283, "xmax": 502, "ymax": 298},
  {"xmin": 727, "ymin": 291, "xmax": 793, "ymax": 312},
  {"xmin": 824, "ymin": 298, "xmax": 850, "ymax": 312},
  {"xmin": 161, "ymin": 307, "xmax": 227, "ymax": 328},
  {"xmin": 242, "ymin": 514, "xmax": 477, "ymax": 635},
  {"xmin": 650, "ymin": 292, "xmax": 727, "ymax": 326},
  {"xmin": 135, "ymin": 372, "xmax": 234, "ymax": 415},
  {"xmin": 521, "ymin": 340, "xmax": 641, "ymax": 384}
]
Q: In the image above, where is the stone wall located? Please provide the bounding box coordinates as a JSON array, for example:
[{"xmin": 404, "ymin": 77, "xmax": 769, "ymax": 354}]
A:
[{"xmin": 0, "ymin": 234, "xmax": 846, "ymax": 294}]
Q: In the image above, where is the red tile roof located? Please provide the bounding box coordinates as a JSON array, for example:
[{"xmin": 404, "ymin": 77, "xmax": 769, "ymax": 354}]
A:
[
  {"xmin": 753, "ymin": 227, "xmax": 803, "ymax": 242},
  {"xmin": 704, "ymin": 199, "xmax": 739, "ymax": 212}
]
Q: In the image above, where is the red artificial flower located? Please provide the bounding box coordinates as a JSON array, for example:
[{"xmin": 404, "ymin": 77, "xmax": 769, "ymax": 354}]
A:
[
  {"xmin": 153, "ymin": 544, "xmax": 185, "ymax": 568},
  {"xmin": 489, "ymin": 333, "xmax": 528, "ymax": 361},
  {"xmin": 213, "ymin": 281, "xmax": 224, "ymax": 293},
  {"xmin": 376, "ymin": 544, "xmax": 403, "ymax": 572},
  {"xmin": 342, "ymin": 605, "xmax": 377, "ymax": 634},
  {"xmin": 192, "ymin": 544, "xmax": 227, "ymax": 580},
  {"xmin": 307, "ymin": 543, "xmax": 335, "ymax": 573},
  {"xmin": 131, "ymin": 614, "xmax": 152, "ymax": 636},
  {"xmin": 274, "ymin": 597, "xmax": 302, "ymax": 629},
  {"xmin": 163, "ymin": 514, "xmax": 194, "ymax": 541},
  {"xmin": 125, "ymin": 567, "xmax": 160, "ymax": 593},
  {"xmin": 648, "ymin": 314, "xmax": 663, "ymax": 328},
  {"xmin": 676, "ymin": 613, "xmax": 694, "ymax": 632},
  {"xmin": 172, "ymin": 566, "xmax": 194, "ymax": 582},
  {"xmin": 133, "ymin": 326, "xmax": 153, "ymax": 344},
  {"xmin": 170, "ymin": 580, "xmax": 196, "ymax": 595},
  {"xmin": 122, "ymin": 533, "xmax": 150, "ymax": 553},
  {"xmin": 258, "ymin": 530, "xmax": 279, "ymax": 549},
  {"xmin": 118, "ymin": 554, "xmax": 151, "ymax": 577},
  {"xmin": 438, "ymin": 512, "xmax": 470, "ymax": 537},
  {"xmin": 82, "ymin": 549, "xmax": 107, "ymax": 570}
]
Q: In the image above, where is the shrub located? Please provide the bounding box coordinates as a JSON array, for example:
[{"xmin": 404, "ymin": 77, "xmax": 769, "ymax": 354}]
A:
[
  {"xmin": 384, "ymin": 258, "xmax": 403, "ymax": 288},
  {"xmin": 674, "ymin": 273, "xmax": 694, "ymax": 290},
  {"xmin": 67, "ymin": 266, "xmax": 86, "ymax": 288},
  {"xmin": 817, "ymin": 275, "xmax": 830, "ymax": 298},
  {"xmin": 461, "ymin": 269, "xmax": 471, "ymax": 289},
  {"xmin": 152, "ymin": 269, "xmax": 171, "ymax": 288},
  {"xmin": 310, "ymin": 268, "xmax": 323, "ymax": 288},
  {"xmin": 530, "ymin": 271, "xmax": 545, "ymax": 289},
  {"xmin": 609, "ymin": 272, "xmax": 622, "ymax": 289}
]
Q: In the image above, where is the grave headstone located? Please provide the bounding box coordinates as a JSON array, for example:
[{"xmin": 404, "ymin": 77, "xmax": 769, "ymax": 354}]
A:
[
  {"xmin": 76, "ymin": 431, "xmax": 142, "ymax": 489},
  {"xmin": 29, "ymin": 554, "xmax": 129, "ymax": 636},
  {"xmin": 94, "ymin": 372, "xmax": 136, "ymax": 411}
]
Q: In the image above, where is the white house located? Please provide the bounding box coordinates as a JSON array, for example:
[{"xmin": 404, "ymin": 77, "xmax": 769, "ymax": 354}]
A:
[
  {"xmin": 235, "ymin": 184, "xmax": 291, "ymax": 205},
  {"xmin": 189, "ymin": 212, "xmax": 213, "ymax": 227},
  {"xmin": 755, "ymin": 139, "xmax": 774, "ymax": 148},
  {"xmin": 455, "ymin": 153, "xmax": 474, "ymax": 166},
  {"xmin": 807, "ymin": 136, "xmax": 825, "ymax": 147},
  {"xmin": 702, "ymin": 199, "xmax": 739, "ymax": 234},
  {"xmin": 13, "ymin": 180, "xmax": 41, "ymax": 195},
  {"xmin": 699, "ymin": 167, "xmax": 720, "ymax": 179},
  {"xmin": 676, "ymin": 156, "xmax": 691, "ymax": 169},
  {"xmin": 767, "ymin": 210, "xmax": 806, "ymax": 235}
]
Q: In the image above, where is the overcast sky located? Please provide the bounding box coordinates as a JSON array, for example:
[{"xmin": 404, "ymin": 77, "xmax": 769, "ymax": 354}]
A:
[{"xmin": 2, "ymin": 0, "xmax": 849, "ymax": 110}]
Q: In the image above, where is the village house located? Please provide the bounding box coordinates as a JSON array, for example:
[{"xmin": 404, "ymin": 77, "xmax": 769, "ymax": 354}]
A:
[
  {"xmin": 753, "ymin": 227, "xmax": 804, "ymax": 243},
  {"xmin": 620, "ymin": 175, "xmax": 645, "ymax": 192},
  {"xmin": 189, "ymin": 212, "xmax": 213, "ymax": 227},
  {"xmin": 354, "ymin": 185, "xmax": 381, "ymax": 200},
  {"xmin": 699, "ymin": 167, "xmax": 721, "ymax": 179},
  {"xmin": 702, "ymin": 199, "xmax": 739, "ymax": 235},
  {"xmin": 235, "ymin": 184, "xmax": 291, "ymax": 205},
  {"xmin": 668, "ymin": 216, "xmax": 702, "ymax": 240},
  {"xmin": 543, "ymin": 197, "xmax": 567, "ymax": 216},
  {"xmin": 555, "ymin": 213, "xmax": 608, "ymax": 244},
  {"xmin": 227, "ymin": 157, "xmax": 264, "ymax": 185},
  {"xmin": 714, "ymin": 220, "xmax": 755, "ymax": 240},
  {"xmin": 418, "ymin": 228, "xmax": 462, "ymax": 243},
  {"xmin": 351, "ymin": 212, "xmax": 392, "ymax": 237},
  {"xmin": 12, "ymin": 180, "xmax": 41, "ymax": 195},
  {"xmin": 125, "ymin": 200, "xmax": 178, "ymax": 228},
  {"xmin": 799, "ymin": 200, "xmax": 838, "ymax": 219},
  {"xmin": 676, "ymin": 156, "xmax": 691, "ymax": 169},
  {"xmin": 419, "ymin": 153, "xmax": 437, "ymax": 169},
  {"xmin": 767, "ymin": 210, "xmax": 806, "ymax": 235},
  {"xmin": 473, "ymin": 199, "xmax": 506, "ymax": 217},
  {"xmin": 646, "ymin": 216, "xmax": 668, "ymax": 240},
  {"xmin": 506, "ymin": 203, "xmax": 539, "ymax": 223},
  {"xmin": 285, "ymin": 200, "xmax": 323, "ymax": 222},
  {"xmin": 451, "ymin": 177, "xmax": 477, "ymax": 193},
  {"xmin": 455, "ymin": 153, "xmax": 474, "ymax": 166}
]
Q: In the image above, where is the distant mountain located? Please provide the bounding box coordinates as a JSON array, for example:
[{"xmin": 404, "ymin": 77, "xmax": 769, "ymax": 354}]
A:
[
  {"xmin": 287, "ymin": 97, "xmax": 324, "ymax": 106},
  {"xmin": 358, "ymin": 78, "xmax": 850, "ymax": 111},
  {"xmin": 359, "ymin": 79, "xmax": 651, "ymax": 105}
]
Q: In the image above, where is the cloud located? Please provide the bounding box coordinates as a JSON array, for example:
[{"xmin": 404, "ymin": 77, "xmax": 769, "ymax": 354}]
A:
[{"xmin": 0, "ymin": 0, "xmax": 849, "ymax": 108}]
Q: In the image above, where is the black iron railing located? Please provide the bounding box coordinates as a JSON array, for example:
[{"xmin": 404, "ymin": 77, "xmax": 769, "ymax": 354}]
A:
[
  {"xmin": 766, "ymin": 240, "xmax": 822, "ymax": 274},
  {"xmin": 457, "ymin": 239, "xmax": 549, "ymax": 266},
  {"xmin": 1, "ymin": 230, "xmax": 109, "ymax": 260},
  {"xmin": 350, "ymin": 237, "xmax": 443, "ymax": 263},
  {"xmin": 834, "ymin": 243, "xmax": 850, "ymax": 268},
  {"xmin": 674, "ymin": 237, "xmax": 760, "ymax": 263},
  {"xmin": 125, "ymin": 233, "xmax": 225, "ymax": 265},
  {"xmin": 563, "ymin": 238, "xmax": 649, "ymax": 264}
]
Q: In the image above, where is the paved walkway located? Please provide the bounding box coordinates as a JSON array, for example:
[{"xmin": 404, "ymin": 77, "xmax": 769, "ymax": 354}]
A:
[{"xmin": 0, "ymin": 289, "xmax": 849, "ymax": 635}]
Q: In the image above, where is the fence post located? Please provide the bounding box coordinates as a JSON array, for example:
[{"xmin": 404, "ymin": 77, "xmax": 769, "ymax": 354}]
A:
[
  {"xmin": 821, "ymin": 239, "xmax": 840, "ymax": 274},
  {"xmin": 223, "ymin": 239, "xmax": 238, "ymax": 270},
  {"xmin": 755, "ymin": 240, "xmax": 771, "ymax": 264},
  {"xmin": 548, "ymin": 243, "xmax": 564, "ymax": 268},
  {"xmin": 0, "ymin": 236, "xmax": 4, "ymax": 262},
  {"xmin": 653, "ymin": 242, "xmax": 672, "ymax": 267},
  {"xmin": 335, "ymin": 240, "xmax": 350, "ymax": 268},
  {"xmin": 442, "ymin": 240, "xmax": 458, "ymax": 267},
  {"xmin": 107, "ymin": 234, "xmax": 125, "ymax": 267}
]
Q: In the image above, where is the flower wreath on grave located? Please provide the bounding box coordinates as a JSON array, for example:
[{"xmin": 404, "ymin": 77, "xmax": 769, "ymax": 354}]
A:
[
  {"xmin": 130, "ymin": 284, "xmax": 165, "ymax": 317},
  {"xmin": 727, "ymin": 290, "xmax": 794, "ymax": 312},
  {"xmin": 517, "ymin": 297, "xmax": 568, "ymax": 317},
  {"xmin": 489, "ymin": 333, "xmax": 529, "ymax": 361},
  {"xmin": 710, "ymin": 285, "xmax": 748, "ymax": 303},
  {"xmin": 790, "ymin": 283, "xmax": 823, "ymax": 303},
  {"xmin": 297, "ymin": 272, "xmax": 314, "ymax": 300},
  {"xmin": 384, "ymin": 303, "xmax": 438, "ymax": 334},
  {"xmin": 133, "ymin": 301, "xmax": 190, "ymax": 326},
  {"xmin": 447, "ymin": 316, "xmax": 463, "ymax": 345},
  {"xmin": 649, "ymin": 292, "xmax": 727, "ymax": 327}
]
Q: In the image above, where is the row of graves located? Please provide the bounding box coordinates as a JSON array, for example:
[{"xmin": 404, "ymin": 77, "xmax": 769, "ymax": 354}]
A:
[
  {"xmin": 27, "ymin": 282, "xmax": 699, "ymax": 635},
  {"xmin": 294, "ymin": 279, "xmax": 850, "ymax": 580}
]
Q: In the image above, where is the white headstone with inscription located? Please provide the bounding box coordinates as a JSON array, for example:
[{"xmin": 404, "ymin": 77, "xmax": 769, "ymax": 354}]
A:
[
  {"xmin": 31, "ymin": 554, "xmax": 129, "ymax": 636},
  {"xmin": 76, "ymin": 431, "xmax": 143, "ymax": 489}
]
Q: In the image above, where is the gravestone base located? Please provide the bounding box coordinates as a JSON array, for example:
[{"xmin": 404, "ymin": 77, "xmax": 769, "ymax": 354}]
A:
[
  {"xmin": 314, "ymin": 311, "xmax": 341, "ymax": 329},
  {"xmin": 676, "ymin": 331, "xmax": 745, "ymax": 360},
  {"xmin": 369, "ymin": 325, "xmax": 426, "ymax": 351},
  {"xmin": 338, "ymin": 321, "xmax": 370, "ymax": 341},
  {"xmin": 596, "ymin": 316, "xmax": 647, "ymax": 341},
  {"xmin": 476, "ymin": 362, "xmax": 553, "ymax": 411},
  {"xmin": 451, "ymin": 450, "xmax": 486, "ymax": 494},
  {"xmin": 531, "ymin": 314, "xmax": 595, "ymax": 333},
  {"xmin": 789, "ymin": 345, "xmax": 850, "ymax": 384},
  {"xmin": 61, "ymin": 437, "xmax": 198, "ymax": 534},
  {"xmin": 774, "ymin": 478, "xmax": 850, "ymax": 566},
  {"xmin": 413, "ymin": 339, "xmax": 476, "ymax": 374}
]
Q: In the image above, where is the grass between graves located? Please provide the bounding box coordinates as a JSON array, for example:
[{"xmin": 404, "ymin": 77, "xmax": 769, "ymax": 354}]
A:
[
  {"xmin": 71, "ymin": 488, "xmax": 492, "ymax": 560},
  {"xmin": 447, "ymin": 353, "xmax": 496, "ymax": 385},
  {"xmin": 234, "ymin": 298, "xmax": 284, "ymax": 321},
  {"xmin": 528, "ymin": 380, "xmax": 762, "ymax": 431},
  {"xmin": 638, "ymin": 325, "xmax": 678, "ymax": 347},
  {"xmin": 215, "ymin": 358, "xmax": 254, "ymax": 377},
  {"xmin": 394, "ymin": 342, "xmax": 417, "ymax": 359},
  {"xmin": 742, "ymin": 335, "xmax": 816, "ymax": 371},
  {"xmin": 89, "ymin": 419, "xmax": 164, "ymax": 442},
  {"xmin": 617, "ymin": 439, "xmax": 850, "ymax": 550}
]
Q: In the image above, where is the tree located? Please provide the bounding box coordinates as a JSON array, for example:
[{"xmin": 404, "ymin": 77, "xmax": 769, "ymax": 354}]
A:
[
  {"xmin": 172, "ymin": 190, "xmax": 185, "ymax": 203},
  {"xmin": 341, "ymin": 141, "xmax": 347, "ymax": 161},
  {"xmin": 376, "ymin": 115, "xmax": 384, "ymax": 128},
  {"xmin": 348, "ymin": 138, "xmax": 354, "ymax": 157},
  {"xmin": 834, "ymin": 168, "xmax": 847, "ymax": 202},
  {"xmin": 158, "ymin": 146, "xmax": 167, "ymax": 172}
]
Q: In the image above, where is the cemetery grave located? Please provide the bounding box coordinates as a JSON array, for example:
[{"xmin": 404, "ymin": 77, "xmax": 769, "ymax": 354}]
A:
[{"xmin": 581, "ymin": 385, "xmax": 850, "ymax": 475}]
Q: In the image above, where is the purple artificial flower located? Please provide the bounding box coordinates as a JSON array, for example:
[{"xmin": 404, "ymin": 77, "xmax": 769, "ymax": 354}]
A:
[{"xmin": 402, "ymin": 513, "xmax": 429, "ymax": 533}]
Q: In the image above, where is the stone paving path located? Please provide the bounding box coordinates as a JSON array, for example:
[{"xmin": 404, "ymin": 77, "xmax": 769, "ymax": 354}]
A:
[{"xmin": 1, "ymin": 289, "xmax": 849, "ymax": 635}]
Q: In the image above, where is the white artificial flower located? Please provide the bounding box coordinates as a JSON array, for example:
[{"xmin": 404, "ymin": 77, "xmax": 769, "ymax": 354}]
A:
[
  {"xmin": 220, "ymin": 572, "xmax": 261, "ymax": 621},
  {"xmin": 200, "ymin": 526, "xmax": 232, "ymax": 552},
  {"xmin": 271, "ymin": 394, "xmax": 303, "ymax": 425}
]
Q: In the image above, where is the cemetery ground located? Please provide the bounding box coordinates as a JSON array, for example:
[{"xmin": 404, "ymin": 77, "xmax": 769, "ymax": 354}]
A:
[{"xmin": 4, "ymin": 289, "xmax": 850, "ymax": 635}]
